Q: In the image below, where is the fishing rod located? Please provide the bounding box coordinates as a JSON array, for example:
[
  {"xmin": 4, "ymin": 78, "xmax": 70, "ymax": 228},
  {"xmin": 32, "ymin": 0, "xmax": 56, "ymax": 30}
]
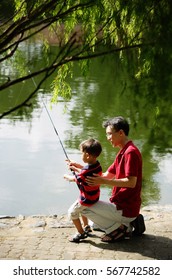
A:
[{"xmin": 29, "ymin": 72, "xmax": 72, "ymax": 164}]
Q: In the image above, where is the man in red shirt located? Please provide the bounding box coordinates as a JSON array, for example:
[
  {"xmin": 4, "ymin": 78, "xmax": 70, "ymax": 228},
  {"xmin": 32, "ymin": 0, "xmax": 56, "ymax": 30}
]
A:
[{"xmin": 79, "ymin": 116, "xmax": 146, "ymax": 242}]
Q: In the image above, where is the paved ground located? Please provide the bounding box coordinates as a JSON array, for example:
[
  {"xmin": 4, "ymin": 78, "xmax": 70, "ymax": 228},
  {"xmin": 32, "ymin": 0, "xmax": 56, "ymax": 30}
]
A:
[{"xmin": 0, "ymin": 205, "xmax": 172, "ymax": 260}]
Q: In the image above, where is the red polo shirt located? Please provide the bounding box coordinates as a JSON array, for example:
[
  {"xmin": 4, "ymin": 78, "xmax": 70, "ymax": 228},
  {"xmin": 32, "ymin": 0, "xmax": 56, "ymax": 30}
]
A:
[{"xmin": 108, "ymin": 141, "xmax": 142, "ymax": 217}]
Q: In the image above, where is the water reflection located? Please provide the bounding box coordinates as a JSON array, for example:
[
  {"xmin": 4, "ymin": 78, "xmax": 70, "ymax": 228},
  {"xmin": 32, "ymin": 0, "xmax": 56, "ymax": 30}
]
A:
[
  {"xmin": 0, "ymin": 99, "xmax": 78, "ymax": 215},
  {"xmin": 0, "ymin": 43, "xmax": 171, "ymax": 216}
]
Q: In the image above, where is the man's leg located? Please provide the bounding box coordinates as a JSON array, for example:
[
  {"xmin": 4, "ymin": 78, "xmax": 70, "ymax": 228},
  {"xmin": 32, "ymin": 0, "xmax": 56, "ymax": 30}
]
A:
[{"xmin": 82, "ymin": 200, "xmax": 123, "ymax": 234}]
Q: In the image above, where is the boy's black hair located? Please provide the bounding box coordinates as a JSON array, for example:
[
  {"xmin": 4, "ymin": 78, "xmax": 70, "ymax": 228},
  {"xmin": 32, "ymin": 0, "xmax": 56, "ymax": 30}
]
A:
[
  {"xmin": 79, "ymin": 138, "xmax": 102, "ymax": 157},
  {"xmin": 103, "ymin": 116, "xmax": 129, "ymax": 136}
]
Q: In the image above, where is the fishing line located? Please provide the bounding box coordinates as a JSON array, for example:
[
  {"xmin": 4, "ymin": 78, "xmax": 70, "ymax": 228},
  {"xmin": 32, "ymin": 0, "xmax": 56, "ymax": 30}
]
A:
[
  {"xmin": 29, "ymin": 71, "xmax": 77, "ymax": 179},
  {"xmin": 29, "ymin": 72, "xmax": 70, "ymax": 161}
]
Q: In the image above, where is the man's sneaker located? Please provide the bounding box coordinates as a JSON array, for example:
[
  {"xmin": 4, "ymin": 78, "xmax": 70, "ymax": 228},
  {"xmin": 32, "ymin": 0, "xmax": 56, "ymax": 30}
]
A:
[{"xmin": 131, "ymin": 214, "xmax": 146, "ymax": 236}]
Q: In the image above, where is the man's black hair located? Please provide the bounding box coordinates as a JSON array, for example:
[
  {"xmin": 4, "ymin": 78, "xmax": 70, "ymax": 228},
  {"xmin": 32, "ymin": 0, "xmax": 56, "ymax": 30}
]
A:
[{"xmin": 103, "ymin": 116, "xmax": 129, "ymax": 136}]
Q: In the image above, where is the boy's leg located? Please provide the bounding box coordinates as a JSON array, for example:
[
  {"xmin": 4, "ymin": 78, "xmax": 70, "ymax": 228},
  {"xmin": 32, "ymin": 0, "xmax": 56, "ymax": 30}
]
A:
[
  {"xmin": 81, "ymin": 215, "xmax": 92, "ymax": 233},
  {"xmin": 68, "ymin": 201, "xmax": 88, "ymax": 242},
  {"xmin": 69, "ymin": 218, "xmax": 88, "ymax": 242},
  {"xmin": 81, "ymin": 215, "xmax": 88, "ymax": 227},
  {"xmin": 68, "ymin": 201, "xmax": 85, "ymax": 234},
  {"xmin": 72, "ymin": 218, "xmax": 84, "ymax": 234}
]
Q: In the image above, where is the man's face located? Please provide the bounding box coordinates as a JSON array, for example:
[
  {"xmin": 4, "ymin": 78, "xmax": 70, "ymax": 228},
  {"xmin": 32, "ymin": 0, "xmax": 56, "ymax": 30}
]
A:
[{"xmin": 105, "ymin": 125, "xmax": 121, "ymax": 147}]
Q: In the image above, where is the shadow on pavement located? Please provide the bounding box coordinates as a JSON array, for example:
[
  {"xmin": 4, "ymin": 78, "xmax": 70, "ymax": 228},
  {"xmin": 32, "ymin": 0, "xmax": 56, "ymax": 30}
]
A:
[{"xmin": 85, "ymin": 233, "xmax": 172, "ymax": 260}]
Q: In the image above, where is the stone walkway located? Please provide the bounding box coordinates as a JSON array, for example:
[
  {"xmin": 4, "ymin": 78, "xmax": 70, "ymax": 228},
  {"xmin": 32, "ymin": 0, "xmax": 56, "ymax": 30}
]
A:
[{"xmin": 0, "ymin": 205, "xmax": 172, "ymax": 260}]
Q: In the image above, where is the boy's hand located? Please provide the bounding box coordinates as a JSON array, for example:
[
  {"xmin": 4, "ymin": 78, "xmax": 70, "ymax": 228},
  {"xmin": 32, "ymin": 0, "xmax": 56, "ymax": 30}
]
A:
[
  {"xmin": 65, "ymin": 159, "xmax": 83, "ymax": 172},
  {"xmin": 63, "ymin": 174, "xmax": 75, "ymax": 182}
]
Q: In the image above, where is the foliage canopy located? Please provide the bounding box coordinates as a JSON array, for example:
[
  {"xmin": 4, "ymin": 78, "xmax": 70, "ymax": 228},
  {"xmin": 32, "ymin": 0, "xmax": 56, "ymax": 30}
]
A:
[{"xmin": 0, "ymin": 0, "xmax": 172, "ymax": 118}]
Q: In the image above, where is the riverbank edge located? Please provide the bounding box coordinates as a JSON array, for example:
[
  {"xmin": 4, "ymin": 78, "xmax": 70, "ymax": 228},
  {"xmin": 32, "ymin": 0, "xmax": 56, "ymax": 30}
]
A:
[{"xmin": 1, "ymin": 204, "xmax": 172, "ymax": 228}]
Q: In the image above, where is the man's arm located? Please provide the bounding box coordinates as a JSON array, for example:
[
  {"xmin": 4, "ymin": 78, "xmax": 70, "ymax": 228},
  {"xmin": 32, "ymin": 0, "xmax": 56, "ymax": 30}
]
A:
[{"xmin": 86, "ymin": 172, "xmax": 137, "ymax": 188}]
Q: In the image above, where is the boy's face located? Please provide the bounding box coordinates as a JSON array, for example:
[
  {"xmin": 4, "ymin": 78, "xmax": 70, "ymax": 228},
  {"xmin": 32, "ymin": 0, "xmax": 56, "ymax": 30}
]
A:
[{"xmin": 81, "ymin": 151, "xmax": 90, "ymax": 163}]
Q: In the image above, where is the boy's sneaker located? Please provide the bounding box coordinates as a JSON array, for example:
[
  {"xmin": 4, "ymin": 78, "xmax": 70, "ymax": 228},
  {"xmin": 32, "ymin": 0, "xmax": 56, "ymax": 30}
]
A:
[
  {"xmin": 84, "ymin": 225, "xmax": 92, "ymax": 234},
  {"xmin": 131, "ymin": 214, "xmax": 146, "ymax": 236},
  {"xmin": 69, "ymin": 232, "xmax": 88, "ymax": 243}
]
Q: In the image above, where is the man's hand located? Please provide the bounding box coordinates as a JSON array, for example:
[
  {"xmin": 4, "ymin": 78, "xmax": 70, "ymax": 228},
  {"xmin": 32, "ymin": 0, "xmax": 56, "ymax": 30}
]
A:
[{"xmin": 85, "ymin": 173, "xmax": 106, "ymax": 186}]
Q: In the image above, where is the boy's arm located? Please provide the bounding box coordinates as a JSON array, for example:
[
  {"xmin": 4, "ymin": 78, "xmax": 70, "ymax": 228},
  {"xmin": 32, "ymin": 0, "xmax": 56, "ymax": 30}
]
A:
[{"xmin": 66, "ymin": 159, "xmax": 83, "ymax": 172}]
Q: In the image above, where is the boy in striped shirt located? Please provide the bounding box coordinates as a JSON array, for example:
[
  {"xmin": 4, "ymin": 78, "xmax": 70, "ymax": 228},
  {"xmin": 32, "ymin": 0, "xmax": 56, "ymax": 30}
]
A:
[{"xmin": 64, "ymin": 138, "xmax": 102, "ymax": 242}]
